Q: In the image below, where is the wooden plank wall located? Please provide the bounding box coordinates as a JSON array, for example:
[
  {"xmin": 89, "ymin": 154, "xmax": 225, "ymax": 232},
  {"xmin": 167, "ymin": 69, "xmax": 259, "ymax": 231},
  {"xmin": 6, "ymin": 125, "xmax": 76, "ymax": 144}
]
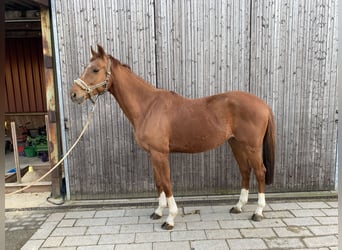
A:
[
  {"xmin": 250, "ymin": 0, "xmax": 338, "ymax": 191},
  {"xmin": 55, "ymin": 0, "xmax": 338, "ymax": 199},
  {"xmin": 5, "ymin": 38, "xmax": 47, "ymax": 113}
]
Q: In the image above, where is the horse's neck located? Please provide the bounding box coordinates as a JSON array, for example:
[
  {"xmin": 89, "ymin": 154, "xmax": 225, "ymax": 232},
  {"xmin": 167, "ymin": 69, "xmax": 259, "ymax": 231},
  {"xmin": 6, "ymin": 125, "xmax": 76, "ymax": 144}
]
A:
[{"xmin": 108, "ymin": 66, "xmax": 156, "ymax": 127}]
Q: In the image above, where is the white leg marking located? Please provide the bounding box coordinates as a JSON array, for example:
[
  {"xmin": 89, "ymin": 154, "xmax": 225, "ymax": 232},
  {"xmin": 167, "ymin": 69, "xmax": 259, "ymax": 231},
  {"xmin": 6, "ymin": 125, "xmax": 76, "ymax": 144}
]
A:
[
  {"xmin": 235, "ymin": 188, "xmax": 249, "ymax": 212},
  {"xmin": 166, "ymin": 196, "xmax": 178, "ymax": 226},
  {"xmin": 155, "ymin": 191, "xmax": 167, "ymax": 216},
  {"xmin": 254, "ymin": 193, "xmax": 265, "ymax": 216}
]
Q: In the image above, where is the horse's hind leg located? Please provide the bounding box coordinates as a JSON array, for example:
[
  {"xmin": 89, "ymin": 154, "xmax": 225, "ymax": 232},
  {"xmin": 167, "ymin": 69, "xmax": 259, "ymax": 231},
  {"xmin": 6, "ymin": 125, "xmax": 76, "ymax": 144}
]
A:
[
  {"xmin": 230, "ymin": 140, "xmax": 267, "ymax": 221},
  {"xmin": 149, "ymin": 150, "xmax": 178, "ymax": 230},
  {"xmin": 250, "ymin": 150, "xmax": 267, "ymax": 221},
  {"xmin": 229, "ymin": 140, "xmax": 251, "ymax": 214}
]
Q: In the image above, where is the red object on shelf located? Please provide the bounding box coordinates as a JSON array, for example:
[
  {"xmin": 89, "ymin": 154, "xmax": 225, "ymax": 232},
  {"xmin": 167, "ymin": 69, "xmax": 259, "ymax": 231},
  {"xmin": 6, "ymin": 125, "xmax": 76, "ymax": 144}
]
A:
[{"xmin": 18, "ymin": 145, "xmax": 25, "ymax": 153}]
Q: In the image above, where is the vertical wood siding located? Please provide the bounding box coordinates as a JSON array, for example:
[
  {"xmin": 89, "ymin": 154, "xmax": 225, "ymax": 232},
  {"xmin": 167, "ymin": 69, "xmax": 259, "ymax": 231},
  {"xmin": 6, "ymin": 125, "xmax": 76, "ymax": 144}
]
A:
[
  {"xmin": 55, "ymin": 0, "xmax": 337, "ymax": 199},
  {"xmin": 5, "ymin": 38, "xmax": 47, "ymax": 113},
  {"xmin": 250, "ymin": 0, "xmax": 338, "ymax": 191}
]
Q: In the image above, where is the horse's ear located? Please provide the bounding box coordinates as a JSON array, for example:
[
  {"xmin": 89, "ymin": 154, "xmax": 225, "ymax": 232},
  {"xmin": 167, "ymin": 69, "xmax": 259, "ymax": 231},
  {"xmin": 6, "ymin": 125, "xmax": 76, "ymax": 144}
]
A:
[
  {"xmin": 97, "ymin": 44, "xmax": 106, "ymax": 58},
  {"xmin": 91, "ymin": 46, "xmax": 97, "ymax": 57}
]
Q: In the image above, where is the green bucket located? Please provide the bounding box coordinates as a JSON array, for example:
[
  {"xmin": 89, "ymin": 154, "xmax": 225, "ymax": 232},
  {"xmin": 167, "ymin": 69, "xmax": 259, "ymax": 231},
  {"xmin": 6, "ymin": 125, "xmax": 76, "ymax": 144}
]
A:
[{"xmin": 24, "ymin": 146, "xmax": 37, "ymax": 157}]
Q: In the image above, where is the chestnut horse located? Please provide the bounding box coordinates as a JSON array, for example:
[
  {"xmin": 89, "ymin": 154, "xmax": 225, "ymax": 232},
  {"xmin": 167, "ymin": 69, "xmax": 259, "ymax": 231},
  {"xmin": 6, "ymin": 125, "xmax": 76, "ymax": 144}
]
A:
[{"xmin": 70, "ymin": 45, "xmax": 276, "ymax": 230}]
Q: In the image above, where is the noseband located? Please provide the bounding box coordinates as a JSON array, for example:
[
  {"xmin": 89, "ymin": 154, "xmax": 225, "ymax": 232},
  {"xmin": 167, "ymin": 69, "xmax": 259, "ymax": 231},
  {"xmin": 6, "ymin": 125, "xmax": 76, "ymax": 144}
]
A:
[{"xmin": 74, "ymin": 58, "xmax": 112, "ymax": 103}]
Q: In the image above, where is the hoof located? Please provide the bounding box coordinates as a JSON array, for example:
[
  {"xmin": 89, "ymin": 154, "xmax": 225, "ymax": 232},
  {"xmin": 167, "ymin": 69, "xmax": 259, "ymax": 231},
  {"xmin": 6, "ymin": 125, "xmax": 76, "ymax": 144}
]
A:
[
  {"xmin": 161, "ymin": 222, "xmax": 174, "ymax": 230},
  {"xmin": 251, "ymin": 213, "xmax": 263, "ymax": 221},
  {"xmin": 230, "ymin": 207, "xmax": 242, "ymax": 214},
  {"xmin": 150, "ymin": 212, "xmax": 162, "ymax": 220}
]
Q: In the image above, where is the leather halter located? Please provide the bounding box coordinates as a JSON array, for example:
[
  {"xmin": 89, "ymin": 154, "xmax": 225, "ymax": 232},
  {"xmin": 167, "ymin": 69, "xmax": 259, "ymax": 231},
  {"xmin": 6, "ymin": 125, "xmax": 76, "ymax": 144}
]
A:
[{"xmin": 74, "ymin": 58, "xmax": 112, "ymax": 103}]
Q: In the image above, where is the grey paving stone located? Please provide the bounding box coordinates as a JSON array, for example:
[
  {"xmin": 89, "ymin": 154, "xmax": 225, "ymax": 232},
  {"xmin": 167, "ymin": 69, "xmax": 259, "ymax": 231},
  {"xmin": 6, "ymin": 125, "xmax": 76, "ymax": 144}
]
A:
[
  {"xmin": 242, "ymin": 204, "xmax": 271, "ymax": 212},
  {"xmin": 297, "ymin": 201, "xmax": 330, "ymax": 209},
  {"xmin": 283, "ymin": 217, "xmax": 320, "ymax": 226},
  {"xmin": 171, "ymin": 230, "xmax": 207, "ymax": 241},
  {"xmin": 183, "ymin": 205, "xmax": 214, "ymax": 215},
  {"xmin": 308, "ymin": 225, "xmax": 338, "ymax": 236},
  {"xmin": 229, "ymin": 212, "xmax": 251, "ymax": 220},
  {"xmin": 205, "ymin": 229, "xmax": 242, "ymax": 239},
  {"xmin": 125, "ymin": 208, "xmax": 154, "ymax": 216},
  {"xmin": 135, "ymin": 231, "xmax": 170, "ymax": 243},
  {"xmin": 75, "ymin": 218, "xmax": 107, "ymax": 226},
  {"xmin": 107, "ymin": 216, "xmax": 138, "ymax": 225},
  {"xmin": 40, "ymin": 247, "xmax": 76, "ymax": 250},
  {"xmin": 326, "ymin": 201, "xmax": 338, "ymax": 208},
  {"xmin": 51, "ymin": 226, "xmax": 87, "ymax": 236},
  {"xmin": 95, "ymin": 209, "xmax": 125, "ymax": 218},
  {"xmin": 46, "ymin": 213, "xmax": 65, "ymax": 222},
  {"xmin": 30, "ymin": 226, "xmax": 55, "ymax": 239},
  {"xmin": 58, "ymin": 219, "xmax": 76, "ymax": 227},
  {"xmin": 200, "ymin": 212, "xmax": 232, "ymax": 221},
  {"xmin": 64, "ymin": 210, "xmax": 96, "ymax": 219},
  {"xmin": 273, "ymin": 226, "xmax": 313, "ymax": 237},
  {"xmin": 191, "ymin": 239, "xmax": 229, "ymax": 250},
  {"xmin": 211, "ymin": 205, "xmax": 231, "ymax": 213},
  {"xmin": 78, "ymin": 245, "xmax": 114, "ymax": 250},
  {"xmin": 240, "ymin": 228, "xmax": 276, "ymax": 238},
  {"xmin": 315, "ymin": 216, "xmax": 338, "ymax": 225},
  {"xmin": 321, "ymin": 208, "xmax": 338, "ymax": 216},
  {"xmin": 115, "ymin": 243, "xmax": 152, "ymax": 250},
  {"xmin": 86, "ymin": 225, "xmax": 120, "ymax": 235},
  {"xmin": 183, "ymin": 206, "xmax": 214, "ymax": 215},
  {"xmin": 264, "ymin": 238, "xmax": 305, "ymax": 249},
  {"xmin": 263, "ymin": 210, "xmax": 294, "ymax": 219},
  {"xmin": 219, "ymin": 219, "xmax": 254, "ymax": 229},
  {"xmin": 251, "ymin": 218, "xmax": 286, "ymax": 228},
  {"xmin": 186, "ymin": 221, "xmax": 220, "ymax": 230},
  {"xmin": 291, "ymin": 209, "xmax": 325, "ymax": 217},
  {"xmin": 175, "ymin": 213, "xmax": 201, "ymax": 222},
  {"xmin": 62, "ymin": 235, "xmax": 99, "ymax": 246},
  {"xmin": 268, "ymin": 202, "xmax": 301, "ymax": 210},
  {"xmin": 41, "ymin": 221, "xmax": 59, "ymax": 229},
  {"xmin": 41, "ymin": 236, "xmax": 64, "ymax": 248},
  {"xmin": 227, "ymin": 238, "xmax": 267, "ymax": 250},
  {"xmin": 99, "ymin": 233, "xmax": 135, "ymax": 244},
  {"xmin": 139, "ymin": 215, "xmax": 161, "ymax": 224},
  {"xmin": 120, "ymin": 223, "xmax": 154, "ymax": 233},
  {"xmin": 153, "ymin": 241, "xmax": 191, "ymax": 250},
  {"xmin": 303, "ymin": 235, "xmax": 338, "ymax": 248},
  {"xmin": 21, "ymin": 239, "xmax": 44, "ymax": 250}
]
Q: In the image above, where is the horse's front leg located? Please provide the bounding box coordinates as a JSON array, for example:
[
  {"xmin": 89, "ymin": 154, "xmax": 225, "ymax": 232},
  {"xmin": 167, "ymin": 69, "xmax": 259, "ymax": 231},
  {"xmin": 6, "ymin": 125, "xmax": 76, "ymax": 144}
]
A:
[
  {"xmin": 149, "ymin": 150, "xmax": 178, "ymax": 230},
  {"xmin": 150, "ymin": 177, "xmax": 167, "ymax": 219}
]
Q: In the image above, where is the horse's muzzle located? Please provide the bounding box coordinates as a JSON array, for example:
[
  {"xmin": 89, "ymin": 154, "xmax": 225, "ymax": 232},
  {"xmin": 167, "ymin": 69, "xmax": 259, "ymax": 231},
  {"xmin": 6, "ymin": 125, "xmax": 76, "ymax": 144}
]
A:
[{"xmin": 70, "ymin": 92, "xmax": 85, "ymax": 104}]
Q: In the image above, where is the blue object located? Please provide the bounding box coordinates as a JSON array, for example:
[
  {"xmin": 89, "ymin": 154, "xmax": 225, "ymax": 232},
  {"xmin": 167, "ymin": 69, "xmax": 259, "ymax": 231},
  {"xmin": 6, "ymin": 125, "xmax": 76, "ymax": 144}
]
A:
[{"xmin": 7, "ymin": 168, "xmax": 16, "ymax": 173}]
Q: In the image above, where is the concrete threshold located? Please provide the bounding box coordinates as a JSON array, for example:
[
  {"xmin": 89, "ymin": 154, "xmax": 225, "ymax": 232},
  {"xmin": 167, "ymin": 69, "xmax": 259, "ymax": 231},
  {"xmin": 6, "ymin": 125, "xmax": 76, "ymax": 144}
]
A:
[{"xmin": 5, "ymin": 190, "xmax": 337, "ymax": 212}]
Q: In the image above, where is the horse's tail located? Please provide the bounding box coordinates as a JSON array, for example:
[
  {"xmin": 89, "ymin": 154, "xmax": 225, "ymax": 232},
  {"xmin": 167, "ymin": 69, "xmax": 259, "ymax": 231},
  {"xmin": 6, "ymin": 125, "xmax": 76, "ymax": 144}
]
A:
[{"xmin": 263, "ymin": 109, "xmax": 276, "ymax": 185}]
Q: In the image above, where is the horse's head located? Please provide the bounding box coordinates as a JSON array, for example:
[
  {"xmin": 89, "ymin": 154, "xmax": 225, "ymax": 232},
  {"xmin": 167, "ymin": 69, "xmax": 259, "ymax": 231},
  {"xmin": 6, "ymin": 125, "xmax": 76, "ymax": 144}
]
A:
[{"xmin": 70, "ymin": 44, "xmax": 112, "ymax": 104}]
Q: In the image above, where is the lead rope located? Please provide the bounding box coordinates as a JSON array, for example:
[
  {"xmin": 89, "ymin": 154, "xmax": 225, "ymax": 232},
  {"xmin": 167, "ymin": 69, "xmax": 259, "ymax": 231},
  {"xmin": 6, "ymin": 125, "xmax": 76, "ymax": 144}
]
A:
[{"xmin": 5, "ymin": 97, "xmax": 99, "ymax": 197}]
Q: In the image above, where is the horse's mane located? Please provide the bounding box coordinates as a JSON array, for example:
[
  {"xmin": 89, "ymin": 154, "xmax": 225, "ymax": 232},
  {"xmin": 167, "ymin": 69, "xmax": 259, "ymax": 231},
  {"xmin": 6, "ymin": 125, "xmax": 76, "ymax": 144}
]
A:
[
  {"xmin": 90, "ymin": 53, "xmax": 131, "ymax": 70},
  {"xmin": 108, "ymin": 55, "xmax": 131, "ymax": 70}
]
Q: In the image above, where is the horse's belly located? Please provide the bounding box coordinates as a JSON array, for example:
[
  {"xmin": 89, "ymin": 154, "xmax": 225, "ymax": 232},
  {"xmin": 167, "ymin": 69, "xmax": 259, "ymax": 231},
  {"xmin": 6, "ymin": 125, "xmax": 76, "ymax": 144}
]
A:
[{"xmin": 169, "ymin": 130, "xmax": 227, "ymax": 153}]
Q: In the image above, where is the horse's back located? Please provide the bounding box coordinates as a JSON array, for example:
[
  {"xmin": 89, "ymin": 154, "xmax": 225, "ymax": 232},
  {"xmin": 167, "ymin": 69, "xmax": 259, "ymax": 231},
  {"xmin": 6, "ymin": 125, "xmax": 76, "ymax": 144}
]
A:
[{"xmin": 138, "ymin": 90, "xmax": 272, "ymax": 153}]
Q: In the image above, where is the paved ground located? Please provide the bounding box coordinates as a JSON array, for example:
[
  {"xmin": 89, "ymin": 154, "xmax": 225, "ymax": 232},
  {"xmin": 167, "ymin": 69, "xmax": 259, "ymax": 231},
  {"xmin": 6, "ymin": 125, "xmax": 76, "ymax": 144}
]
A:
[{"xmin": 5, "ymin": 193, "xmax": 338, "ymax": 250}]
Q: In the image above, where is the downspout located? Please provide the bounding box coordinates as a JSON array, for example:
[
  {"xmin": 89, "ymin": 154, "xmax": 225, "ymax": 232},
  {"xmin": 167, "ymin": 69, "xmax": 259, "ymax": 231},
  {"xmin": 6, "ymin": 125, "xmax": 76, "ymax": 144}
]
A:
[{"xmin": 50, "ymin": 0, "xmax": 71, "ymax": 200}]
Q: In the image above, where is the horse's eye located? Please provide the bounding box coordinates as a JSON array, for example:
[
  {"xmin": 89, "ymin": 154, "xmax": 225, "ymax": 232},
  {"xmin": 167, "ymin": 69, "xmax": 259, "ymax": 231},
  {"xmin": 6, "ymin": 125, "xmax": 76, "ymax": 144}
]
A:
[{"xmin": 93, "ymin": 68, "xmax": 100, "ymax": 73}]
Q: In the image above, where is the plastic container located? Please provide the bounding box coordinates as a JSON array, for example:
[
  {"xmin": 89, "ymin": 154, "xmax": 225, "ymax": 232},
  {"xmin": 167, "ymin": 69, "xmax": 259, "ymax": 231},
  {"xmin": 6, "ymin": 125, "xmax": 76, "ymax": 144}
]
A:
[{"xmin": 24, "ymin": 146, "xmax": 37, "ymax": 157}]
